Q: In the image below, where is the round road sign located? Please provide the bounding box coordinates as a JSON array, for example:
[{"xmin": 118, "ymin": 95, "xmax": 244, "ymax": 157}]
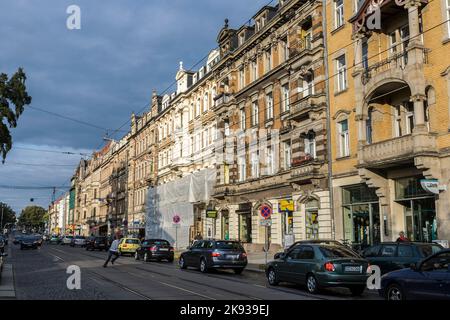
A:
[
  {"xmin": 173, "ymin": 215, "xmax": 181, "ymax": 224},
  {"xmin": 260, "ymin": 205, "xmax": 272, "ymax": 219}
]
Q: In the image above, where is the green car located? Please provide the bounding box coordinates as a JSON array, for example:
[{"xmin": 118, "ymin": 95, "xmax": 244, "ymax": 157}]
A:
[{"xmin": 266, "ymin": 243, "xmax": 370, "ymax": 296}]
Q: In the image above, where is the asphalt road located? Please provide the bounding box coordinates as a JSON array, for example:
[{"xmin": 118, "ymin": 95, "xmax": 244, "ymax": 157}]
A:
[{"xmin": 7, "ymin": 240, "xmax": 381, "ymax": 300}]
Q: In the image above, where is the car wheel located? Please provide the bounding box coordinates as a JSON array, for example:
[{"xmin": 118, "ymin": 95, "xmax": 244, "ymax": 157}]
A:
[
  {"xmin": 199, "ymin": 258, "xmax": 208, "ymax": 273},
  {"xmin": 135, "ymin": 252, "xmax": 140, "ymax": 260},
  {"xmin": 179, "ymin": 256, "xmax": 187, "ymax": 269},
  {"xmin": 144, "ymin": 253, "xmax": 149, "ymax": 262},
  {"xmin": 306, "ymin": 274, "xmax": 320, "ymax": 294},
  {"xmin": 349, "ymin": 285, "xmax": 366, "ymax": 296},
  {"xmin": 386, "ymin": 283, "xmax": 404, "ymax": 301},
  {"xmin": 267, "ymin": 268, "xmax": 279, "ymax": 286},
  {"xmin": 234, "ymin": 268, "xmax": 244, "ymax": 275}
]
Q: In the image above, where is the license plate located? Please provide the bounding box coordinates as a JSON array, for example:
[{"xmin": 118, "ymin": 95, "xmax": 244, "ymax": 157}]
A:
[
  {"xmin": 159, "ymin": 248, "xmax": 168, "ymax": 251},
  {"xmin": 345, "ymin": 266, "xmax": 362, "ymax": 273},
  {"xmin": 226, "ymin": 255, "xmax": 238, "ymax": 259}
]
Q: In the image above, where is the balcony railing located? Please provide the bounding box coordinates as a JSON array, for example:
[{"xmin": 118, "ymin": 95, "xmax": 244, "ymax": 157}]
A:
[
  {"xmin": 292, "ymin": 154, "xmax": 314, "ymax": 167},
  {"xmin": 213, "ymin": 93, "xmax": 233, "ymax": 108},
  {"xmin": 288, "ymin": 36, "xmax": 312, "ymax": 58},
  {"xmin": 361, "ymin": 48, "xmax": 429, "ymax": 85}
]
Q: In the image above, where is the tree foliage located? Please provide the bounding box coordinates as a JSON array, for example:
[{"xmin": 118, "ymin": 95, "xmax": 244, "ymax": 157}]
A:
[
  {"xmin": 0, "ymin": 202, "xmax": 16, "ymax": 229},
  {"xmin": 0, "ymin": 68, "xmax": 32, "ymax": 162},
  {"xmin": 18, "ymin": 205, "xmax": 47, "ymax": 229}
]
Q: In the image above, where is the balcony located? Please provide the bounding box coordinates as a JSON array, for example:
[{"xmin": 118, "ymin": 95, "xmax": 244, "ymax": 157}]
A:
[
  {"xmin": 213, "ymin": 93, "xmax": 233, "ymax": 109},
  {"xmin": 289, "ymin": 158, "xmax": 325, "ymax": 184},
  {"xmin": 288, "ymin": 36, "xmax": 312, "ymax": 58},
  {"xmin": 359, "ymin": 133, "xmax": 438, "ymax": 168},
  {"xmin": 289, "ymin": 93, "xmax": 326, "ymax": 121}
]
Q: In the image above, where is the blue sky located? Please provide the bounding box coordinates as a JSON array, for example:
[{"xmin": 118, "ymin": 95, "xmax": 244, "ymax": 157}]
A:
[{"xmin": 0, "ymin": 0, "xmax": 271, "ymax": 213}]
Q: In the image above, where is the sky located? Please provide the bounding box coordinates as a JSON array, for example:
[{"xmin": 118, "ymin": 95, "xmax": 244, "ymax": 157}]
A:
[{"xmin": 0, "ymin": 0, "xmax": 271, "ymax": 214}]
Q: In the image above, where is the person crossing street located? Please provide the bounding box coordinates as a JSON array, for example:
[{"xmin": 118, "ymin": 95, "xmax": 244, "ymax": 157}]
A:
[{"xmin": 103, "ymin": 235, "xmax": 121, "ymax": 268}]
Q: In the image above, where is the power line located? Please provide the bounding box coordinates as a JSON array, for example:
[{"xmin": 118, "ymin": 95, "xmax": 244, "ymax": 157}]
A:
[
  {"xmin": 29, "ymin": 106, "xmax": 128, "ymax": 133},
  {"xmin": 2, "ymin": 161, "xmax": 78, "ymax": 167},
  {"xmin": 13, "ymin": 146, "xmax": 91, "ymax": 156},
  {"xmin": 0, "ymin": 185, "xmax": 71, "ymax": 190}
]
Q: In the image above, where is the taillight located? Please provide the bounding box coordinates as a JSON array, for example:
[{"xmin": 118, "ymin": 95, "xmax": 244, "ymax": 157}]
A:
[
  {"xmin": 324, "ymin": 262, "xmax": 336, "ymax": 272},
  {"xmin": 150, "ymin": 246, "xmax": 157, "ymax": 252},
  {"xmin": 122, "ymin": 244, "xmax": 128, "ymax": 248},
  {"xmin": 211, "ymin": 252, "xmax": 221, "ymax": 257},
  {"xmin": 241, "ymin": 253, "xmax": 247, "ymax": 258},
  {"xmin": 169, "ymin": 247, "xmax": 174, "ymax": 252}
]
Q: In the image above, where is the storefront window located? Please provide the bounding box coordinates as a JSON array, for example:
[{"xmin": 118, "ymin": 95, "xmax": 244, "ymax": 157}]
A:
[
  {"xmin": 342, "ymin": 184, "xmax": 380, "ymax": 248},
  {"xmin": 395, "ymin": 176, "xmax": 430, "ymax": 199},
  {"xmin": 222, "ymin": 210, "xmax": 230, "ymax": 240},
  {"xmin": 305, "ymin": 199, "xmax": 319, "ymax": 240}
]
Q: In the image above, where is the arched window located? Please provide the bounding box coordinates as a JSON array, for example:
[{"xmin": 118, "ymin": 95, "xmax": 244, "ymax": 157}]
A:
[{"xmin": 305, "ymin": 198, "xmax": 320, "ymax": 240}]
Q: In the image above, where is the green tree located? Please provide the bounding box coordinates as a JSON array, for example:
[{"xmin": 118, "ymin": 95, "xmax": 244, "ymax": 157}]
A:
[
  {"xmin": 18, "ymin": 206, "xmax": 47, "ymax": 230},
  {"xmin": 0, "ymin": 202, "xmax": 16, "ymax": 229},
  {"xmin": 0, "ymin": 68, "xmax": 32, "ymax": 162}
]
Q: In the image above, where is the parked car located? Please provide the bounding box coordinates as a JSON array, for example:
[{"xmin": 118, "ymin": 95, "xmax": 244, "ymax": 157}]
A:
[
  {"xmin": 379, "ymin": 249, "xmax": 450, "ymax": 300},
  {"xmin": 60, "ymin": 235, "xmax": 74, "ymax": 245},
  {"xmin": 118, "ymin": 238, "xmax": 141, "ymax": 255},
  {"xmin": 13, "ymin": 234, "xmax": 24, "ymax": 245},
  {"xmin": 179, "ymin": 240, "xmax": 248, "ymax": 274},
  {"xmin": 70, "ymin": 235, "xmax": 86, "ymax": 247},
  {"xmin": 266, "ymin": 243, "xmax": 370, "ymax": 296},
  {"xmin": 20, "ymin": 236, "xmax": 39, "ymax": 250},
  {"xmin": 362, "ymin": 242, "xmax": 444, "ymax": 274},
  {"xmin": 49, "ymin": 235, "xmax": 61, "ymax": 245},
  {"xmin": 32, "ymin": 234, "xmax": 43, "ymax": 247},
  {"xmin": 135, "ymin": 239, "xmax": 174, "ymax": 262},
  {"xmin": 85, "ymin": 236, "xmax": 109, "ymax": 251},
  {"xmin": 274, "ymin": 239, "xmax": 355, "ymax": 260}
]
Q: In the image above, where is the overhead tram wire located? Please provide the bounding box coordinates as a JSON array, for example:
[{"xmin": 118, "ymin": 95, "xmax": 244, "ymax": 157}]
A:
[
  {"xmin": 13, "ymin": 146, "xmax": 91, "ymax": 157},
  {"xmin": 2, "ymin": 161, "xmax": 79, "ymax": 167}
]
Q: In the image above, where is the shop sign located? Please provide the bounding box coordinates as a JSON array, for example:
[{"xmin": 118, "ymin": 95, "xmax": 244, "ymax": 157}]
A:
[
  {"xmin": 420, "ymin": 179, "xmax": 443, "ymax": 195},
  {"xmin": 279, "ymin": 200, "xmax": 294, "ymax": 212},
  {"xmin": 206, "ymin": 210, "xmax": 218, "ymax": 219}
]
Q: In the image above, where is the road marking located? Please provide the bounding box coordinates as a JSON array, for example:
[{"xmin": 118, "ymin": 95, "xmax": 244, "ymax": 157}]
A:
[
  {"xmin": 48, "ymin": 253, "xmax": 64, "ymax": 262},
  {"xmin": 159, "ymin": 281, "xmax": 216, "ymax": 300}
]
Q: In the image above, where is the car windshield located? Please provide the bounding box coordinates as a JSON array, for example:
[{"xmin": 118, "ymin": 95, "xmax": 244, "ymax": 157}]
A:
[
  {"xmin": 319, "ymin": 245, "xmax": 360, "ymax": 258},
  {"xmin": 125, "ymin": 239, "xmax": 140, "ymax": 244},
  {"xmin": 418, "ymin": 244, "xmax": 443, "ymax": 257},
  {"xmin": 215, "ymin": 241, "xmax": 243, "ymax": 250}
]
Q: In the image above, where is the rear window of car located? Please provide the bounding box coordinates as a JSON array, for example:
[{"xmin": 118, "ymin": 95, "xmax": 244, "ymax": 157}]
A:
[
  {"xmin": 363, "ymin": 245, "xmax": 381, "ymax": 257},
  {"xmin": 148, "ymin": 240, "xmax": 170, "ymax": 246},
  {"xmin": 418, "ymin": 244, "xmax": 443, "ymax": 257},
  {"xmin": 125, "ymin": 239, "xmax": 140, "ymax": 244},
  {"xmin": 215, "ymin": 241, "xmax": 244, "ymax": 250},
  {"xmin": 320, "ymin": 246, "xmax": 359, "ymax": 258},
  {"xmin": 380, "ymin": 245, "xmax": 397, "ymax": 257}
]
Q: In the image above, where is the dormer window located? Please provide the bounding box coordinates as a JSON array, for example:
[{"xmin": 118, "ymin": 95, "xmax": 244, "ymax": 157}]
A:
[
  {"xmin": 256, "ymin": 20, "xmax": 261, "ymax": 32},
  {"xmin": 239, "ymin": 32, "xmax": 245, "ymax": 46}
]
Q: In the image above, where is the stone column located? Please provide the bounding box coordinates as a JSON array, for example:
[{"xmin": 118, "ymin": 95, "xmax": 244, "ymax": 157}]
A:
[
  {"xmin": 405, "ymin": 0, "xmax": 424, "ymax": 65},
  {"xmin": 353, "ymin": 33, "xmax": 365, "ymax": 74},
  {"xmin": 411, "ymin": 94, "xmax": 427, "ymax": 132}
]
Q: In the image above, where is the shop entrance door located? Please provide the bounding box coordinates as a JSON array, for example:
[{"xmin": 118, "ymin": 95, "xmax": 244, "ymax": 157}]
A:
[
  {"xmin": 239, "ymin": 213, "xmax": 252, "ymax": 243},
  {"xmin": 345, "ymin": 203, "xmax": 380, "ymax": 248},
  {"xmin": 221, "ymin": 210, "xmax": 229, "ymax": 240},
  {"xmin": 403, "ymin": 197, "xmax": 436, "ymax": 242}
]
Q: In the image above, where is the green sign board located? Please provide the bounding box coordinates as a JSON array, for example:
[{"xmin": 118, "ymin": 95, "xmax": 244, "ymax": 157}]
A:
[{"xmin": 206, "ymin": 210, "xmax": 218, "ymax": 219}]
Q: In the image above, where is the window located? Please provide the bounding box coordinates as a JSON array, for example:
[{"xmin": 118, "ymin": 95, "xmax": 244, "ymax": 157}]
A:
[
  {"xmin": 405, "ymin": 101, "xmax": 414, "ymax": 134},
  {"xmin": 265, "ymin": 49, "xmax": 272, "ymax": 72},
  {"xmin": 251, "ymin": 101, "xmax": 259, "ymax": 126},
  {"xmin": 304, "ymin": 132, "xmax": 316, "ymax": 159},
  {"xmin": 281, "ymin": 37, "xmax": 289, "ymax": 62},
  {"xmin": 338, "ymin": 119, "xmax": 350, "ymax": 157},
  {"xmin": 363, "ymin": 245, "xmax": 381, "ymax": 257},
  {"xmin": 398, "ymin": 245, "xmax": 414, "ymax": 257},
  {"xmin": 240, "ymin": 108, "xmax": 246, "ymax": 130},
  {"xmin": 266, "ymin": 147, "xmax": 274, "ymax": 175},
  {"xmin": 281, "ymin": 84, "xmax": 290, "ymax": 112},
  {"xmin": 298, "ymin": 246, "xmax": 315, "ymax": 259},
  {"xmin": 366, "ymin": 107, "xmax": 373, "ymax": 144},
  {"xmin": 362, "ymin": 39, "xmax": 368, "ymax": 70},
  {"xmin": 335, "ymin": 0, "xmax": 344, "ymax": 29},
  {"xmin": 394, "ymin": 105, "xmax": 402, "ymax": 137},
  {"xmin": 238, "ymin": 156, "xmax": 246, "ymax": 182},
  {"xmin": 239, "ymin": 68, "xmax": 245, "ymax": 90},
  {"xmin": 239, "ymin": 33, "xmax": 245, "ymax": 46},
  {"xmin": 283, "ymin": 141, "xmax": 291, "ymax": 169},
  {"xmin": 252, "ymin": 60, "xmax": 258, "ymax": 81},
  {"xmin": 196, "ymin": 99, "xmax": 201, "ymax": 117},
  {"xmin": 336, "ymin": 55, "xmax": 347, "ymax": 92},
  {"xmin": 224, "ymin": 121, "xmax": 230, "ymax": 136},
  {"xmin": 447, "ymin": 0, "xmax": 450, "ymax": 36},
  {"xmin": 304, "ymin": 72, "xmax": 314, "ymax": 97},
  {"xmin": 266, "ymin": 92, "xmax": 273, "ymax": 120},
  {"xmin": 203, "ymin": 93, "xmax": 208, "ymax": 112},
  {"xmin": 251, "ymin": 151, "xmax": 260, "ymax": 178},
  {"xmin": 381, "ymin": 245, "xmax": 397, "ymax": 257}
]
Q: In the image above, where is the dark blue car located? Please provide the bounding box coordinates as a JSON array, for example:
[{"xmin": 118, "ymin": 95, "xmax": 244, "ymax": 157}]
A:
[{"xmin": 379, "ymin": 249, "xmax": 450, "ymax": 300}]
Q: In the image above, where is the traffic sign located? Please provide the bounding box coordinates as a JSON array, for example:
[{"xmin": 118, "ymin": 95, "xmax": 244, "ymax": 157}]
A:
[
  {"xmin": 260, "ymin": 205, "xmax": 272, "ymax": 219},
  {"xmin": 260, "ymin": 219, "xmax": 272, "ymax": 227},
  {"xmin": 173, "ymin": 215, "xmax": 181, "ymax": 224}
]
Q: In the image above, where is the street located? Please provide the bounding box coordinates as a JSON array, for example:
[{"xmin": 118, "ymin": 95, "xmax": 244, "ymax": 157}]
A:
[{"xmin": 2, "ymin": 241, "xmax": 381, "ymax": 300}]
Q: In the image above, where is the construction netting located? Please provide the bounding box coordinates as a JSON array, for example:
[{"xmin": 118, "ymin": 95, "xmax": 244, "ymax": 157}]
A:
[{"xmin": 146, "ymin": 168, "xmax": 216, "ymax": 248}]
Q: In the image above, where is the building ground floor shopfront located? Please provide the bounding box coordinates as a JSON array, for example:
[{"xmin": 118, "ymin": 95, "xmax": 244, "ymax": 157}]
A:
[
  {"xmin": 210, "ymin": 188, "xmax": 332, "ymax": 252},
  {"xmin": 333, "ymin": 168, "xmax": 449, "ymax": 249}
]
